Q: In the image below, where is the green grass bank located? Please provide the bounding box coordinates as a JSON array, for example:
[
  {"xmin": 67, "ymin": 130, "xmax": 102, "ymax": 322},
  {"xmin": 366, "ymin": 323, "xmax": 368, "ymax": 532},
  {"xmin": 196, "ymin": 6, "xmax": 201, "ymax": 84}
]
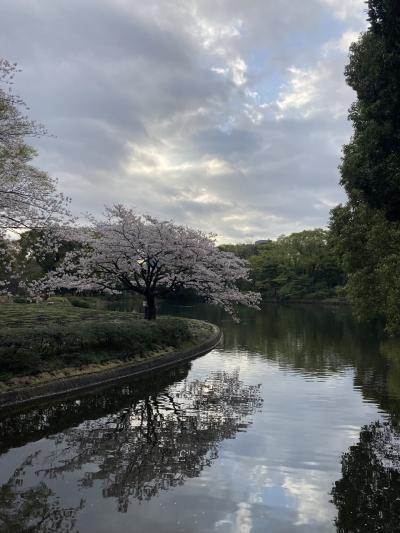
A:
[{"xmin": 0, "ymin": 302, "xmax": 214, "ymax": 390}]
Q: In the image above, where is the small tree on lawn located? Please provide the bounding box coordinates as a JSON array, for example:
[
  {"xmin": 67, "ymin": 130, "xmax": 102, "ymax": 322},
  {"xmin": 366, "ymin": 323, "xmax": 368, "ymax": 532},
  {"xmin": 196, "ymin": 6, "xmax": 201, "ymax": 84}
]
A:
[{"xmin": 33, "ymin": 205, "xmax": 261, "ymax": 319}]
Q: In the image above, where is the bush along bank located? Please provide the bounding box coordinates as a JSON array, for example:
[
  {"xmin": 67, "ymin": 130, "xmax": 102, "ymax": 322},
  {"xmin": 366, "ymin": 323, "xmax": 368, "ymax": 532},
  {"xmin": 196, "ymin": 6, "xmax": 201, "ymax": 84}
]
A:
[{"xmin": 0, "ymin": 304, "xmax": 217, "ymax": 389}]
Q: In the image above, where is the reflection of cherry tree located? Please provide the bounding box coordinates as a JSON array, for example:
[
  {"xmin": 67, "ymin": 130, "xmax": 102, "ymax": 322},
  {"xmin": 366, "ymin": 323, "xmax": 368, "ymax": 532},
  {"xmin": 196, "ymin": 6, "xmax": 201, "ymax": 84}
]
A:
[
  {"xmin": 0, "ymin": 366, "xmax": 191, "ymax": 455},
  {"xmin": 0, "ymin": 452, "xmax": 84, "ymax": 532},
  {"xmin": 332, "ymin": 419, "xmax": 400, "ymax": 532},
  {"xmin": 36, "ymin": 370, "xmax": 262, "ymax": 512}
]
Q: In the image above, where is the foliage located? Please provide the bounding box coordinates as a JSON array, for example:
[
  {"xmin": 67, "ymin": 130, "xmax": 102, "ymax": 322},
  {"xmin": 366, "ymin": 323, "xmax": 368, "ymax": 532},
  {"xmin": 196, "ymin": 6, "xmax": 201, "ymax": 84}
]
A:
[
  {"xmin": 0, "ymin": 230, "xmax": 79, "ymax": 298},
  {"xmin": 17, "ymin": 229, "xmax": 79, "ymax": 279},
  {"xmin": 0, "ymin": 58, "xmax": 71, "ymax": 297},
  {"xmin": 0, "ymin": 238, "xmax": 18, "ymax": 294},
  {"xmin": 341, "ymin": 1, "xmax": 400, "ymax": 220},
  {"xmin": 0, "ymin": 304, "xmax": 192, "ymax": 381},
  {"xmin": 0, "ymin": 230, "xmax": 80, "ymax": 297},
  {"xmin": 330, "ymin": 201, "xmax": 400, "ymax": 334},
  {"xmin": 30, "ymin": 205, "xmax": 261, "ymax": 319},
  {"xmin": 329, "ymin": 0, "xmax": 400, "ymax": 335},
  {"xmin": 223, "ymin": 230, "xmax": 344, "ymax": 301},
  {"xmin": 219, "ymin": 243, "xmax": 258, "ymax": 260},
  {"xmin": 68, "ymin": 296, "xmax": 92, "ymax": 308},
  {"xmin": 0, "ymin": 58, "xmax": 69, "ymax": 235},
  {"xmin": 13, "ymin": 296, "xmax": 30, "ymax": 304}
]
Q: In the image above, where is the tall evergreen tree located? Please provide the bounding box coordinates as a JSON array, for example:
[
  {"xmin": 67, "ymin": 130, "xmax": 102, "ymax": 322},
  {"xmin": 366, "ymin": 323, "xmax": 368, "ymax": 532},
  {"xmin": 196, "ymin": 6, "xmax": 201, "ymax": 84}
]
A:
[
  {"xmin": 330, "ymin": 0, "xmax": 400, "ymax": 334},
  {"xmin": 341, "ymin": 0, "xmax": 400, "ymax": 220}
]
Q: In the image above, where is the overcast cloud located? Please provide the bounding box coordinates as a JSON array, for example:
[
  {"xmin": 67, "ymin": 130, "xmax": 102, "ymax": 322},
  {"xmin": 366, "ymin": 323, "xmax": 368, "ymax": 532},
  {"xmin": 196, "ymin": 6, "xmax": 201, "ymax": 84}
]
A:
[{"xmin": 0, "ymin": 0, "xmax": 367, "ymax": 242}]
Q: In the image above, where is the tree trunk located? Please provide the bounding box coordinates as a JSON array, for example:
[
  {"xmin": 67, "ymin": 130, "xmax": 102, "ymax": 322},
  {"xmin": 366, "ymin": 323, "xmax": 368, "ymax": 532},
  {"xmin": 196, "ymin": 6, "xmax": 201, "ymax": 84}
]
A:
[{"xmin": 144, "ymin": 293, "xmax": 157, "ymax": 320}]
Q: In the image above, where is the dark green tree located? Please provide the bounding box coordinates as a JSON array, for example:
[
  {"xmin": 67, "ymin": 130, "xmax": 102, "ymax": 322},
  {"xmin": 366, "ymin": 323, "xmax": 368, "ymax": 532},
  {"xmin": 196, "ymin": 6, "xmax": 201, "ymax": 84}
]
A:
[
  {"xmin": 17, "ymin": 229, "xmax": 78, "ymax": 281},
  {"xmin": 330, "ymin": 200, "xmax": 400, "ymax": 334},
  {"xmin": 330, "ymin": 0, "xmax": 400, "ymax": 334},
  {"xmin": 248, "ymin": 229, "xmax": 344, "ymax": 301},
  {"xmin": 341, "ymin": 0, "xmax": 400, "ymax": 220}
]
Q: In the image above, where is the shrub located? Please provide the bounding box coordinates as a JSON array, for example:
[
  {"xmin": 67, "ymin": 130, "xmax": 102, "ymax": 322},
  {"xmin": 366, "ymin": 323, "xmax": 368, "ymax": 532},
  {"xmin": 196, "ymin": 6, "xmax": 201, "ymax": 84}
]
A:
[
  {"xmin": 0, "ymin": 315, "xmax": 192, "ymax": 380},
  {"xmin": 13, "ymin": 297, "xmax": 30, "ymax": 304},
  {"xmin": 68, "ymin": 297, "xmax": 92, "ymax": 308}
]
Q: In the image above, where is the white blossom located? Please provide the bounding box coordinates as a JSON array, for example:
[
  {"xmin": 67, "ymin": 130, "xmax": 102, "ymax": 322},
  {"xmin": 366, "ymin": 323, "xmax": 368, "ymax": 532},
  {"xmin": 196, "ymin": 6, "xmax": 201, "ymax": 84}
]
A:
[
  {"xmin": 32, "ymin": 205, "xmax": 261, "ymax": 319},
  {"xmin": 0, "ymin": 58, "xmax": 71, "ymax": 294},
  {"xmin": 0, "ymin": 59, "xmax": 70, "ymax": 236}
]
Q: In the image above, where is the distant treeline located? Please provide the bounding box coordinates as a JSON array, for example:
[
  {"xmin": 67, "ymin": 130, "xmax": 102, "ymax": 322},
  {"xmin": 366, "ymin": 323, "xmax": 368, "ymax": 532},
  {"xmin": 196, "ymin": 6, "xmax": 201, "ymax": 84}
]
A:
[
  {"xmin": 220, "ymin": 229, "xmax": 345, "ymax": 302},
  {"xmin": 4, "ymin": 227, "xmax": 345, "ymax": 305}
]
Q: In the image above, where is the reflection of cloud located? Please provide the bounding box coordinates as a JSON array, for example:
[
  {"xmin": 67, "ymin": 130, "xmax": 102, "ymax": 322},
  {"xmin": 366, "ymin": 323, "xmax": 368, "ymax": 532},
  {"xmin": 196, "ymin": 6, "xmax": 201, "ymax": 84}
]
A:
[
  {"xmin": 235, "ymin": 501, "xmax": 253, "ymax": 533},
  {"xmin": 214, "ymin": 501, "xmax": 253, "ymax": 533},
  {"xmin": 248, "ymin": 464, "xmax": 274, "ymax": 494},
  {"xmin": 282, "ymin": 470, "xmax": 334, "ymax": 526}
]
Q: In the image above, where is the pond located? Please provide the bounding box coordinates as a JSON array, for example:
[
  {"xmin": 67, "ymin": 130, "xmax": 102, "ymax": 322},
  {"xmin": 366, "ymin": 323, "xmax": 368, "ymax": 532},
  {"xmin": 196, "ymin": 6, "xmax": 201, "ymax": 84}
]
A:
[{"xmin": 1, "ymin": 303, "xmax": 400, "ymax": 532}]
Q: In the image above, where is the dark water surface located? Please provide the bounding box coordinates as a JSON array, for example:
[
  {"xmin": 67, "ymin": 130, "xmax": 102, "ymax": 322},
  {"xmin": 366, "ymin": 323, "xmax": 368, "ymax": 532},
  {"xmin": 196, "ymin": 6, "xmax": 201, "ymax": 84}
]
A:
[{"xmin": 1, "ymin": 303, "xmax": 400, "ymax": 532}]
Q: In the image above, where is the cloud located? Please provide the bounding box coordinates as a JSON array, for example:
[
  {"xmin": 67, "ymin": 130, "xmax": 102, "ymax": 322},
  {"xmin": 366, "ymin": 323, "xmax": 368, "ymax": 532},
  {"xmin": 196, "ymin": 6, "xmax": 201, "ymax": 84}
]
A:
[
  {"xmin": 276, "ymin": 57, "xmax": 354, "ymax": 119},
  {"xmin": 0, "ymin": 0, "xmax": 367, "ymax": 241},
  {"xmin": 319, "ymin": 0, "xmax": 367, "ymax": 21}
]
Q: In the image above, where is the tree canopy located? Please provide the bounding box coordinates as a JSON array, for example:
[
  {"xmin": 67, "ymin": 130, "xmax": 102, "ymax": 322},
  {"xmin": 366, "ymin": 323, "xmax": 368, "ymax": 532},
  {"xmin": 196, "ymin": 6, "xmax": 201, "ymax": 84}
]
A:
[
  {"xmin": 340, "ymin": 0, "xmax": 400, "ymax": 220},
  {"xmin": 0, "ymin": 58, "xmax": 69, "ymax": 235},
  {"xmin": 32, "ymin": 205, "xmax": 261, "ymax": 319},
  {"xmin": 0, "ymin": 58, "xmax": 72, "ymax": 295},
  {"xmin": 222, "ymin": 230, "xmax": 344, "ymax": 302},
  {"xmin": 329, "ymin": 0, "xmax": 400, "ymax": 334}
]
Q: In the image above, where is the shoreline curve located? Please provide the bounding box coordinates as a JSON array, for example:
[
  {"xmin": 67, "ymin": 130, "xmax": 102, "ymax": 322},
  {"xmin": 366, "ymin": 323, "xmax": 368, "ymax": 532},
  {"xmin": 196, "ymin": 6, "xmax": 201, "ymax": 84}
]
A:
[{"xmin": 0, "ymin": 323, "xmax": 222, "ymax": 410}]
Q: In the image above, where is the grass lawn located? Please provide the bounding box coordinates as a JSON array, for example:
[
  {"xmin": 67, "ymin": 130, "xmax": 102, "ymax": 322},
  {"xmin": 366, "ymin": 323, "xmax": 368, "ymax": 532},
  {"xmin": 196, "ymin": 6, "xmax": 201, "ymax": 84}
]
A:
[{"xmin": 0, "ymin": 302, "xmax": 213, "ymax": 385}]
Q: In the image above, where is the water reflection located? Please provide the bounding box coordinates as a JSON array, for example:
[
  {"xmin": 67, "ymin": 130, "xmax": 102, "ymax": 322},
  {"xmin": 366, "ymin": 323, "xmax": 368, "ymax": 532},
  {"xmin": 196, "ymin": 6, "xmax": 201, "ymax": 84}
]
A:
[
  {"xmin": 0, "ymin": 454, "xmax": 84, "ymax": 532},
  {"xmin": 170, "ymin": 302, "xmax": 400, "ymax": 411},
  {"xmin": 0, "ymin": 367, "xmax": 262, "ymax": 530},
  {"xmin": 0, "ymin": 366, "xmax": 191, "ymax": 454},
  {"xmin": 163, "ymin": 302, "xmax": 382, "ymax": 374},
  {"xmin": 112, "ymin": 300, "xmax": 400, "ymax": 412},
  {"xmin": 2, "ymin": 303, "xmax": 400, "ymax": 532},
  {"xmin": 332, "ymin": 419, "xmax": 400, "ymax": 532}
]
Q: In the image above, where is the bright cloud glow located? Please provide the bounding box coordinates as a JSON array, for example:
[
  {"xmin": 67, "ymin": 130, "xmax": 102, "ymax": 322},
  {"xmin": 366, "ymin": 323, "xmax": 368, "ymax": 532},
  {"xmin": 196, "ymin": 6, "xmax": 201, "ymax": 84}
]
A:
[{"xmin": 0, "ymin": 0, "xmax": 367, "ymax": 242}]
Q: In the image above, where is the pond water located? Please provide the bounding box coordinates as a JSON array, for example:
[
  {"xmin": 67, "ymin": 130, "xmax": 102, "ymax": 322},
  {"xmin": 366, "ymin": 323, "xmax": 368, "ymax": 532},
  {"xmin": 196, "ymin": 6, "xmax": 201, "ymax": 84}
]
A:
[{"xmin": 1, "ymin": 303, "xmax": 400, "ymax": 532}]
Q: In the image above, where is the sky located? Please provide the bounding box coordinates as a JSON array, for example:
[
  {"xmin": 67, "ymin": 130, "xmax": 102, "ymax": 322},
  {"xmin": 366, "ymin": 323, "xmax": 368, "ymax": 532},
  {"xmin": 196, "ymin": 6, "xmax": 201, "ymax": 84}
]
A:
[{"xmin": 0, "ymin": 0, "xmax": 367, "ymax": 243}]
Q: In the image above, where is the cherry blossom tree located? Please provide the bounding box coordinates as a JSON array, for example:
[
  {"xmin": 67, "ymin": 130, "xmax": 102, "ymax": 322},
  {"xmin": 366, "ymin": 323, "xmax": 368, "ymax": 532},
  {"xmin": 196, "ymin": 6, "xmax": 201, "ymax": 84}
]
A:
[
  {"xmin": 0, "ymin": 58, "xmax": 69, "ymax": 235},
  {"xmin": 33, "ymin": 205, "xmax": 261, "ymax": 319},
  {"xmin": 0, "ymin": 58, "xmax": 70, "ymax": 294},
  {"xmin": 0, "ymin": 145, "xmax": 69, "ymax": 234}
]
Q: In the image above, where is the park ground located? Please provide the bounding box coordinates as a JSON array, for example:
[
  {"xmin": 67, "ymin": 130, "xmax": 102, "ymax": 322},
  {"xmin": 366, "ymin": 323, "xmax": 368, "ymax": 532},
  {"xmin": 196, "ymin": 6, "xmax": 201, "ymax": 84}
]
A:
[{"xmin": 0, "ymin": 298, "xmax": 214, "ymax": 391}]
